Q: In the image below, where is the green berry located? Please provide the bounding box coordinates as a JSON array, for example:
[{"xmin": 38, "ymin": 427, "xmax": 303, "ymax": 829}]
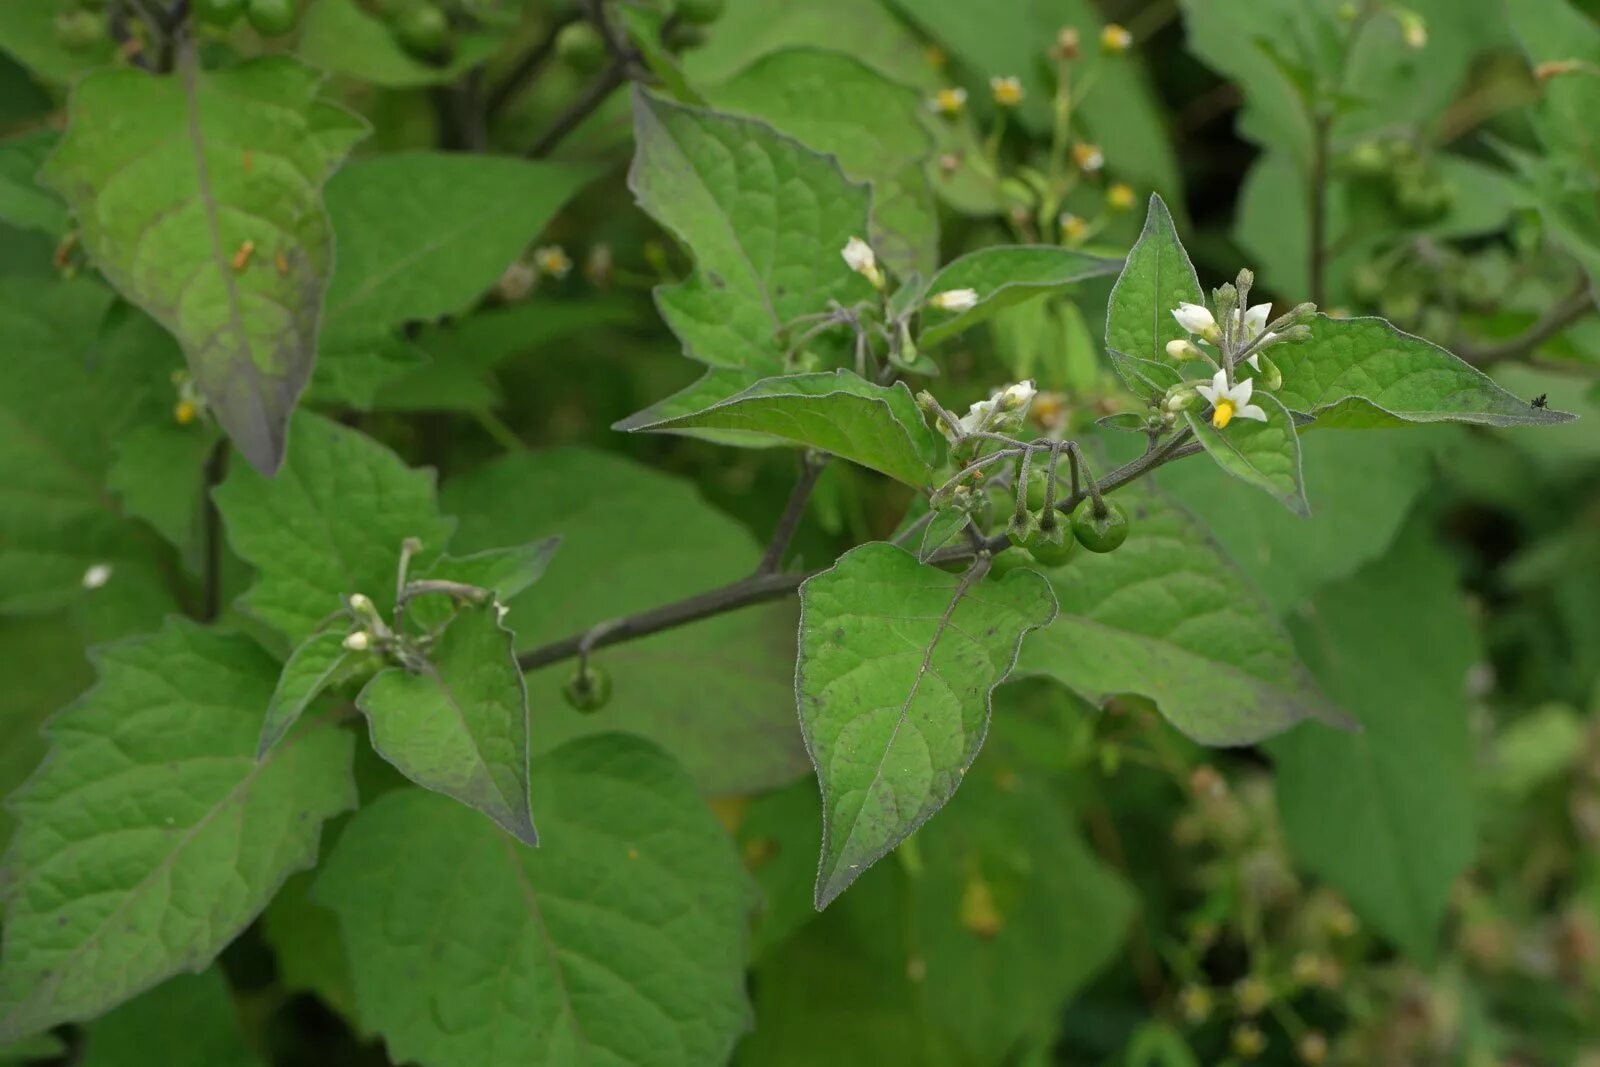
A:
[
  {"xmin": 987, "ymin": 546, "xmax": 1033, "ymax": 577},
  {"xmin": 195, "ymin": 0, "xmax": 247, "ymax": 27},
  {"xmin": 555, "ymin": 20, "xmax": 605, "ymax": 74},
  {"xmin": 1071, "ymin": 499, "xmax": 1130, "ymax": 553},
  {"xmin": 1344, "ymin": 140, "xmax": 1387, "ymax": 177},
  {"xmin": 246, "ymin": 0, "xmax": 299, "ymax": 36},
  {"xmin": 1024, "ymin": 466, "xmax": 1063, "ymax": 512},
  {"xmin": 54, "ymin": 9, "xmax": 103, "ymax": 51},
  {"xmin": 561, "ymin": 663, "xmax": 612, "ymax": 713},
  {"xmin": 395, "ymin": 2, "xmax": 451, "ymax": 58},
  {"xmin": 1026, "ymin": 520, "xmax": 1076, "ymax": 567},
  {"xmin": 673, "ymin": 0, "xmax": 725, "ymax": 24}
]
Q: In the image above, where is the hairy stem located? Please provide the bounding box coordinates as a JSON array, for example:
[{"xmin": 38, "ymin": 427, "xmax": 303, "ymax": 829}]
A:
[{"xmin": 757, "ymin": 453, "xmax": 829, "ymax": 575}]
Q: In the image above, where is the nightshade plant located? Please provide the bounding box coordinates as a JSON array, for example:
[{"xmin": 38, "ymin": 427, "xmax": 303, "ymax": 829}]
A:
[{"xmin": 0, "ymin": 1, "xmax": 1595, "ymax": 1065}]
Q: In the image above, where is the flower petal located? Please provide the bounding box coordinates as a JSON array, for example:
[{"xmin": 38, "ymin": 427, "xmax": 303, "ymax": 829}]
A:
[{"xmin": 1237, "ymin": 404, "xmax": 1269, "ymax": 423}]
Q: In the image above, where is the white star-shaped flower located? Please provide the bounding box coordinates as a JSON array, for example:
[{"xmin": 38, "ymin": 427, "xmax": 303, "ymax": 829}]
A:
[{"xmin": 1194, "ymin": 369, "xmax": 1268, "ymax": 429}]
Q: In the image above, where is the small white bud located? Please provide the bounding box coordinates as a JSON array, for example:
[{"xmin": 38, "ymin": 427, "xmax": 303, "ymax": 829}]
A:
[
  {"xmin": 928, "ymin": 287, "xmax": 979, "ymax": 312},
  {"xmin": 343, "ymin": 631, "xmax": 372, "ymax": 652},
  {"xmin": 841, "ymin": 236, "xmax": 883, "ymax": 288},
  {"xmin": 348, "ymin": 593, "xmax": 373, "ymax": 614},
  {"xmin": 1166, "ymin": 338, "xmax": 1204, "ymax": 362},
  {"xmin": 81, "ymin": 563, "xmax": 113, "ymax": 590},
  {"xmin": 495, "ymin": 602, "xmax": 510, "ymax": 623},
  {"xmin": 1172, "ymin": 302, "xmax": 1217, "ymax": 336}
]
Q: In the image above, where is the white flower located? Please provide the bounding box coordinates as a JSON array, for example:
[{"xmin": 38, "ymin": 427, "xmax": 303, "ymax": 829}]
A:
[
  {"xmin": 1172, "ymin": 302, "xmax": 1218, "ymax": 337},
  {"xmin": 1194, "ymin": 369, "xmax": 1268, "ymax": 429},
  {"xmin": 343, "ymin": 630, "xmax": 372, "ymax": 652},
  {"xmin": 81, "ymin": 563, "xmax": 112, "ymax": 590},
  {"xmin": 928, "ymin": 288, "xmax": 979, "ymax": 312},
  {"xmin": 998, "ymin": 380, "xmax": 1037, "ymax": 411},
  {"xmin": 1166, "ymin": 338, "xmax": 1204, "ymax": 362},
  {"xmin": 532, "ymin": 245, "xmax": 572, "ymax": 279},
  {"xmin": 928, "ymin": 87, "xmax": 967, "ymax": 116},
  {"xmin": 1238, "ymin": 302, "xmax": 1271, "ymax": 338},
  {"xmin": 841, "ymin": 236, "xmax": 883, "ymax": 288},
  {"xmin": 348, "ymin": 592, "xmax": 373, "ymax": 614},
  {"xmin": 957, "ymin": 398, "xmax": 996, "ymax": 435}
]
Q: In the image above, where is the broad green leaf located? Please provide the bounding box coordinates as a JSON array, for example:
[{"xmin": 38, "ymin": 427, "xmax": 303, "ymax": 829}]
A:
[
  {"xmin": 214, "ymin": 412, "xmax": 456, "ymax": 647},
  {"xmin": 624, "ymin": 370, "xmax": 945, "ymax": 486},
  {"xmin": 0, "ymin": 622, "xmax": 355, "ymax": 1040},
  {"xmin": 682, "ymin": 0, "xmax": 936, "ymax": 89},
  {"xmin": 630, "ymin": 89, "xmax": 874, "ymax": 373},
  {"xmin": 0, "ymin": 615, "xmax": 93, "ymax": 853},
  {"xmin": 1016, "ymin": 483, "xmax": 1344, "ymax": 745},
  {"xmin": 888, "ymin": 0, "xmax": 1182, "ymax": 197},
  {"xmin": 740, "ymin": 735, "xmax": 1132, "ymax": 1065},
  {"xmin": 1184, "ymin": 391, "xmax": 1309, "ymax": 515},
  {"xmin": 78, "ymin": 970, "xmax": 261, "ymax": 1067},
  {"xmin": 105, "ymin": 421, "xmax": 219, "ymax": 560},
  {"xmin": 1159, "ymin": 427, "xmax": 1449, "ymax": 615},
  {"xmin": 404, "ymin": 539, "xmax": 561, "ymax": 633},
  {"xmin": 442, "ymin": 449, "xmax": 808, "ymax": 794},
  {"xmin": 297, "ymin": 0, "xmax": 502, "ymax": 88},
  {"xmin": 0, "ymin": 4, "xmax": 115, "ymax": 87},
  {"xmin": 306, "ymin": 337, "xmax": 429, "ymax": 410},
  {"xmin": 1269, "ymin": 526, "xmax": 1477, "ymax": 960},
  {"xmin": 1277, "ymin": 315, "xmax": 1575, "ymax": 427},
  {"xmin": 319, "ymin": 153, "xmax": 598, "ymax": 348},
  {"xmin": 918, "ymin": 246, "xmax": 1123, "ymax": 347},
  {"xmin": 0, "ymin": 131, "xmax": 67, "ymax": 236},
  {"xmin": 1106, "ymin": 194, "xmax": 1204, "ymax": 363},
  {"xmin": 705, "ymin": 48, "xmax": 937, "ymax": 277},
  {"xmin": 1108, "ymin": 349, "xmax": 1183, "ymax": 403},
  {"xmin": 258, "ymin": 629, "xmax": 356, "ymax": 760},
  {"xmin": 0, "ymin": 1032, "xmax": 65, "ymax": 1064},
  {"xmin": 0, "ymin": 277, "xmax": 124, "ymax": 614},
  {"xmin": 356, "ymin": 601, "xmax": 537, "ymax": 845},
  {"xmin": 40, "ymin": 54, "xmax": 366, "ymax": 474},
  {"xmin": 798, "ymin": 543, "xmax": 1057, "ymax": 907},
  {"xmin": 314, "ymin": 736, "xmax": 752, "ymax": 1067}
]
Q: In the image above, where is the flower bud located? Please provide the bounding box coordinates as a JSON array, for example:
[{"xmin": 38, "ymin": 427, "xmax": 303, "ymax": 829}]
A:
[
  {"xmin": 1277, "ymin": 324, "xmax": 1313, "ymax": 344},
  {"xmin": 1053, "ymin": 26, "xmax": 1080, "ymax": 60},
  {"xmin": 81, "ymin": 563, "xmax": 113, "ymax": 590},
  {"xmin": 1165, "ymin": 338, "xmax": 1204, "ymax": 362},
  {"xmin": 343, "ymin": 630, "xmax": 372, "ymax": 652},
  {"xmin": 348, "ymin": 593, "xmax": 374, "ymax": 615},
  {"xmin": 1171, "ymin": 302, "xmax": 1218, "ymax": 338},
  {"xmin": 841, "ymin": 236, "xmax": 883, "ymax": 288},
  {"xmin": 928, "ymin": 287, "xmax": 979, "ymax": 312},
  {"xmin": 1257, "ymin": 353, "xmax": 1283, "ymax": 391},
  {"xmin": 1399, "ymin": 10, "xmax": 1427, "ymax": 49}
]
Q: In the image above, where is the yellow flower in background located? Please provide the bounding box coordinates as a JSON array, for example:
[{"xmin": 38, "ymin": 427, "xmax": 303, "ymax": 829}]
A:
[
  {"xmin": 1059, "ymin": 213, "xmax": 1089, "ymax": 243},
  {"xmin": 1106, "ymin": 182, "xmax": 1136, "ymax": 211},
  {"xmin": 989, "ymin": 75, "xmax": 1024, "ymax": 107},
  {"xmin": 928, "ymin": 87, "xmax": 967, "ymax": 117},
  {"xmin": 1073, "ymin": 142, "xmax": 1105, "ymax": 173},
  {"xmin": 533, "ymin": 245, "xmax": 572, "ymax": 279},
  {"xmin": 1100, "ymin": 23, "xmax": 1133, "ymax": 54}
]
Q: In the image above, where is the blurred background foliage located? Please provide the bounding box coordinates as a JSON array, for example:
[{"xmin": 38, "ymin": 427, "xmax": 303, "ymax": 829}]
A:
[{"xmin": 2, "ymin": 0, "xmax": 1599, "ymax": 1065}]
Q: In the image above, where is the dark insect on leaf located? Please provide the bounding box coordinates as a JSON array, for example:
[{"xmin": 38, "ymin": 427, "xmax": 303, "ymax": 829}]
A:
[{"xmin": 1531, "ymin": 393, "xmax": 1549, "ymax": 409}]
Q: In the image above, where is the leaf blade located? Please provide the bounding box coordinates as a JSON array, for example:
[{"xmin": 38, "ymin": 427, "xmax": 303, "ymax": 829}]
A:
[{"xmin": 1184, "ymin": 391, "xmax": 1310, "ymax": 515}]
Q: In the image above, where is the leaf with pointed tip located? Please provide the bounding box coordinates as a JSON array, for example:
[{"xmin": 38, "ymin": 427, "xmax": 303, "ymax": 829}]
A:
[
  {"xmin": 1015, "ymin": 483, "xmax": 1346, "ymax": 745},
  {"xmin": 630, "ymin": 89, "xmax": 874, "ymax": 373},
  {"xmin": 1105, "ymin": 195, "xmax": 1204, "ymax": 375},
  {"xmin": 624, "ymin": 370, "xmax": 945, "ymax": 486},
  {"xmin": 798, "ymin": 544, "xmax": 1057, "ymax": 908},
  {"xmin": 39, "ymin": 54, "xmax": 366, "ymax": 474},
  {"xmin": 1107, "ymin": 349, "xmax": 1183, "ymax": 402},
  {"xmin": 919, "ymin": 509, "xmax": 971, "ymax": 563},
  {"xmin": 1278, "ymin": 316, "xmax": 1576, "ymax": 427},
  {"xmin": 313, "ymin": 736, "xmax": 753, "ymax": 1067},
  {"xmin": 214, "ymin": 412, "xmax": 456, "ymax": 647},
  {"xmin": 257, "ymin": 630, "xmax": 357, "ymax": 760},
  {"xmin": 1185, "ymin": 391, "xmax": 1309, "ymax": 515},
  {"xmin": 0, "ymin": 622, "xmax": 355, "ymax": 1041},
  {"xmin": 355, "ymin": 602, "xmax": 536, "ymax": 845},
  {"xmin": 918, "ymin": 246, "xmax": 1122, "ymax": 347}
]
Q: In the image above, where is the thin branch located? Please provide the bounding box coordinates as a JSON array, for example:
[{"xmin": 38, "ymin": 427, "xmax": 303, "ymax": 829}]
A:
[
  {"xmin": 757, "ymin": 453, "xmax": 828, "ymax": 575},
  {"xmin": 486, "ymin": 9, "xmax": 583, "ymax": 119},
  {"xmin": 1456, "ymin": 287, "xmax": 1595, "ymax": 366},
  {"xmin": 527, "ymin": 60, "xmax": 628, "ymax": 157}
]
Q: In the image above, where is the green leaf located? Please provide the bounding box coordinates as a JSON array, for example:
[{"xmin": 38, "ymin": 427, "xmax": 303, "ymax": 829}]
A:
[
  {"xmin": 214, "ymin": 412, "xmax": 456, "ymax": 647},
  {"xmin": 798, "ymin": 544, "xmax": 1057, "ymax": 907},
  {"xmin": 319, "ymin": 153, "xmax": 598, "ymax": 349},
  {"xmin": 918, "ymin": 246, "xmax": 1123, "ymax": 347},
  {"xmin": 1105, "ymin": 194, "xmax": 1204, "ymax": 367},
  {"xmin": 260, "ymin": 872, "xmax": 363, "ymax": 1035},
  {"xmin": 681, "ymin": 0, "xmax": 936, "ymax": 89},
  {"xmin": 78, "ymin": 970, "xmax": 261, "ymax": 1067},
  {"xmin": 105, "ymin": 421, "xmax": 219, "ymax": 560},
  {"xmin": 1016, "ymin": 483, "xmax": 1345, "ymax": 745},
  {"xmin": 919, "ymin": 508, "xmax": 972, "ymax": 563},
  {"xmin": 0, "ymin": 131, "xmax": 67, "ymax": 236},
  {"xmin": 1184, "ymin": 391, "xmax": 1309, "ymax": 515},
  {"xmin": 314, "ymin": 736, "xmax": 752, "ymax": 1067},
  {"xmin": 0, "ymin": 622, "xmax": 355, "ymax": 1040},
  {"xmin": 630, "ymin": 89, "xmax": 875, "ymax": 373},
  {"xmin": 1158, "ymin": 427, "xmax": 1450, "ymax": 615},
  {"xmin": 297, "ymin": 0, "xmax": 502, "ymax": 88},
  {"xmin": 39, "ymin": 54, "xmax": 366, "ymax": 474},
  {"xmin": 257, "ymin": 629, "xmax": 356, "ymax": 760},
  {"xmin": 623, "ymin": 370, "xmax": 945, "ymax": 486},
  {"xmin": 1269, "ymin": 525, "xmax": 1477, "ymax": 960},
  {"xmin": 0, "ymin": 276, "xmax": 125, "ymax": 614},
  {"xmin": 1277, "ymin": 315, "xmax": 1576, "ymax": 427},
  {"xmin": 705, "ymin": 47, "xmax": 937, "ymax": 277},
  {"xmin": 0, "ymin": 615, "xmax": 93, "ymax": 853},
  {"xmin": 0, "ymin": 4, "xmax": 116, "ymax": 87},
  {"xmin": 0, "ymin": 1032, "xmax": 65, "ymax": 1064},
  {"xmin": 356, "ymin": 600, "xmax": 537, "ymax": 845},
  {"xmin": 403, "ymin": 539, "xmax": 561, "ymax": 633},
  {"xmin": 441, "ymin": 450, "xmax": 808, "ymax": 794}
]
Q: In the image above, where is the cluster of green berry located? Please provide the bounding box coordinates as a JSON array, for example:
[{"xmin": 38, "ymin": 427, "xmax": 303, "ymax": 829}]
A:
[
  {"xmin": 1342, "ymin": 138, "xmax": 1455, "ymax": 223},
  {"xmin": 354, "ymin": 0, "xmax": 465, "ymax": 60},
  {"xmin": 194, "ymin": 0, "xmax": 302, "ymax": 36},
  {"xmin": 1002, "ymin": 466, "xmax": 1130, "ymax": 568}
]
